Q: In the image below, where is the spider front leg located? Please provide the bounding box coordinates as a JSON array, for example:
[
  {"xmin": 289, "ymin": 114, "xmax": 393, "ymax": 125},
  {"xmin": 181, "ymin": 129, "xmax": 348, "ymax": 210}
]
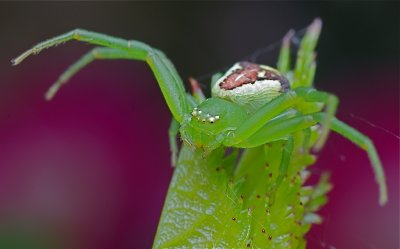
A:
[
  {"xmin": 12, "ymin": 29, "xmax": 151, "ymax": 64},
  {"xmin": 224, "ymin": 87, "xmax": 337, "ymax": 147},
  {"xmin": 45, "ymin": 47, "xmax": 135, "ymax": 100},
  {"xmin": 313, "ymin": 113, "xmax": 388, "ymax": 205},
  {"xmin": 296, "ymin": 89, "xmax": 338, "ymax": 152},
  {"xmin": 12, "ymin": 29, "xmax": 191, "ymax": 122},
  {"xmin": 231, "ymin": 112, "xmax": 388, "ymax": 205},
  {"xmin": 234, "ymin": 113, "xmax": 316, "ymax": 194}
]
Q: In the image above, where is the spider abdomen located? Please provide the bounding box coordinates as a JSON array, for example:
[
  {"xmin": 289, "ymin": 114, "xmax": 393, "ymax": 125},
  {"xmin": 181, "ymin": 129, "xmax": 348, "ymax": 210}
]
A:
[{"xmin": 212, "ymin": 62, "xmax": 290, "ymax": 112}]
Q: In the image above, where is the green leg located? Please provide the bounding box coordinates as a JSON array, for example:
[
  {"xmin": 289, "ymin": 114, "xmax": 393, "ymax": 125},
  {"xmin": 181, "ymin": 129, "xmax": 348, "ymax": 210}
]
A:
[
  {"xmin": 313, "ymin": 93, "xmax": 338, "ymax": 152},
  {"xmin": 145, "ymin": 51, "xmax": 190, "ymax": 122},
  {"xmin": 225, "ymin": 87, "xmax": 336, "ymax": 146},
  {"xmin": 293, "ymin": 88, "xmax": 338, "ymax": 152},
  {"xmin": 235, "ymin": 113, "xmax": 387, "ymax": 206},
  {"xmin": 46, "ymin": 47, "xmax": 135, "ymax": 100},
  {"xmin": 236, "ymin": 114, "xmax": 317, "ymax": 148},
  {"xmin": 12, "ymin": 29, "xmax": 151, "ymax": 64},
  {"xmin": 168, "ymin": 118, "xmax": 180, "ymax": 167},
  {"xmin": 12, "ymin": 29, "xmax": 190, "ymax": 122},
  {"xmin": 313, "ymin": 113, "xmax": 388, "ymax": 206}
]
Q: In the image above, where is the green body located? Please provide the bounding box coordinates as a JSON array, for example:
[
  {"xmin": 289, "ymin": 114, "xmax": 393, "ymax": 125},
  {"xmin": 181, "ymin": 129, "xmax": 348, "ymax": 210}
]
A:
[
  {"xmin": 12, "ymin": 18, "xmax": 387, "ymax": 248},
  {"xmin": 180, "ymin": 97, "xmax": 248, "ymax": 152}
]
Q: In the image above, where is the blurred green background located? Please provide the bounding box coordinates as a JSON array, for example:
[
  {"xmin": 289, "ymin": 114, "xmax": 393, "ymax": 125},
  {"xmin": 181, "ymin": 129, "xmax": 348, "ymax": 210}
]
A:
[{"xmin": 0, "ymin": 2, "xmax": 398, "ymax": 249}]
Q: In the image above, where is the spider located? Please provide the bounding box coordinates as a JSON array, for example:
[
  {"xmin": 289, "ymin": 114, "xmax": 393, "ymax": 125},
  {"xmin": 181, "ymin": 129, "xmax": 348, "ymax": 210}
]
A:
[{"xmin": 12, "ymin": 18, "xmax": 387, "ymax": 205}]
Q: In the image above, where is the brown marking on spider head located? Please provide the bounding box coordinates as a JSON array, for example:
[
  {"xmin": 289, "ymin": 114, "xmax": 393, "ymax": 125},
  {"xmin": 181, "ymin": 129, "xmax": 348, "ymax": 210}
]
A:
[
  {"xmin": 219, "ymin": 62, "xmax": 259, "ymax": 90},
  {"xmin": 219, "ymin": 61, "xmax": 290, "ymax": 91}
]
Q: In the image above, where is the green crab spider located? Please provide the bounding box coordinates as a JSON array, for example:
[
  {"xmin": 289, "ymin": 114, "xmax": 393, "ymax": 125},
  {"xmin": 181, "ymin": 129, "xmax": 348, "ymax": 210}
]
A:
[{"xmin": 12, "ymin": 18, "xmax": 387, "ymax": 205}]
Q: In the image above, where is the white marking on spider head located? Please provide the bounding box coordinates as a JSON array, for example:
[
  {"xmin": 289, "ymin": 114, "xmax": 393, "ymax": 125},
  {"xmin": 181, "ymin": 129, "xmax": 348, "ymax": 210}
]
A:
[{"xmin": 190, "ymin": 108, "xmax": 220, "ymax": 124}]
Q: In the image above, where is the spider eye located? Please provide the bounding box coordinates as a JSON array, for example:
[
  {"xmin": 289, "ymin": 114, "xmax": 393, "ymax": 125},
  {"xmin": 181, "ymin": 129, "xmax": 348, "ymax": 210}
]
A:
[{"xmin": 190, "ymin": 108, "xmax": 220, "ymax": 124}]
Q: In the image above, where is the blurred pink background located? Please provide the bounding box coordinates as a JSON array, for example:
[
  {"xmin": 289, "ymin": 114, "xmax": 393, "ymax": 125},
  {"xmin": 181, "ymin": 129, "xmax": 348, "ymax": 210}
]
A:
[{"xmin": 0, "ymin": 3, "xmax": 398, "ymax": 249}]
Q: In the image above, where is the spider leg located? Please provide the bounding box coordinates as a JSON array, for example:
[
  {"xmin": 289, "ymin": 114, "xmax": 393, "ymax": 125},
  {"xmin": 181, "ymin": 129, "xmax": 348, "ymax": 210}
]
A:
[
  {"xmin": 235, "ymin": 114, "xmax": 314, "ymax": 199},
  {"xmin": 12, "ymin": 29, "xmax": 190, "ymax": 122},
  {"xmin": 234, "ymin": 113, "xmax": 387, "ymax": 206},
  {"xmin": 235, "ymin": 113, "xmax": 317, "ymax": 148},
  {"xmin": 224, "ymin": 87, "xmax": 336, "ymax": 147},
  {"xmin": 313, "ymin": 92, "xmax": 338, "ymax": 152},
  {"xmin": 168, "ymin": 118, "xmax": 180, "ymax": 167},
  {"xmin": 12, "ymin": 29, "xmax": 151, "ymax": 64},
  {"xmin": 45, "ymin": 47, "xmax": 134, "ymax": 100},
  {"xmin": 313, "ymin": 113, "xmax": 388, "ymax": 206},
  {"xmin": 275, "ymin": 18, "xmax": 336, "ymax": 150},
  {"xmin": 288, "ymin": 85, "xmax": 338, "ymax": 153}
]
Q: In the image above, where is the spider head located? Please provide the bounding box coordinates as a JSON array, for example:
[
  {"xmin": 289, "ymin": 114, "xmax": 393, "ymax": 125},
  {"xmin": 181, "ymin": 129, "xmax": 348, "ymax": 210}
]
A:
[
  {"xmin": 212, "ymin": 61, "xmax": 290, "ymax": 112},
  {"xmin": 180, "ymin": 97, "xmax": 247, "ymax": 152}
]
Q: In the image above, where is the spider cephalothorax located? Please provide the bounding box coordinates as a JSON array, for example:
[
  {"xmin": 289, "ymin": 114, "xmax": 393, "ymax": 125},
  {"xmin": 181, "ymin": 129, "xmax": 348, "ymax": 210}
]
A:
[
  {"xmin": 182, "ymin": 62, "xmax": 291, "ymax": 152},
  {"xmin": 181, "ymin": 97, "xmax": 248, "ymax": 152},
  {"xmin": 212, "ymin": 61, "xmax": 290, "ymax": 111}
]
